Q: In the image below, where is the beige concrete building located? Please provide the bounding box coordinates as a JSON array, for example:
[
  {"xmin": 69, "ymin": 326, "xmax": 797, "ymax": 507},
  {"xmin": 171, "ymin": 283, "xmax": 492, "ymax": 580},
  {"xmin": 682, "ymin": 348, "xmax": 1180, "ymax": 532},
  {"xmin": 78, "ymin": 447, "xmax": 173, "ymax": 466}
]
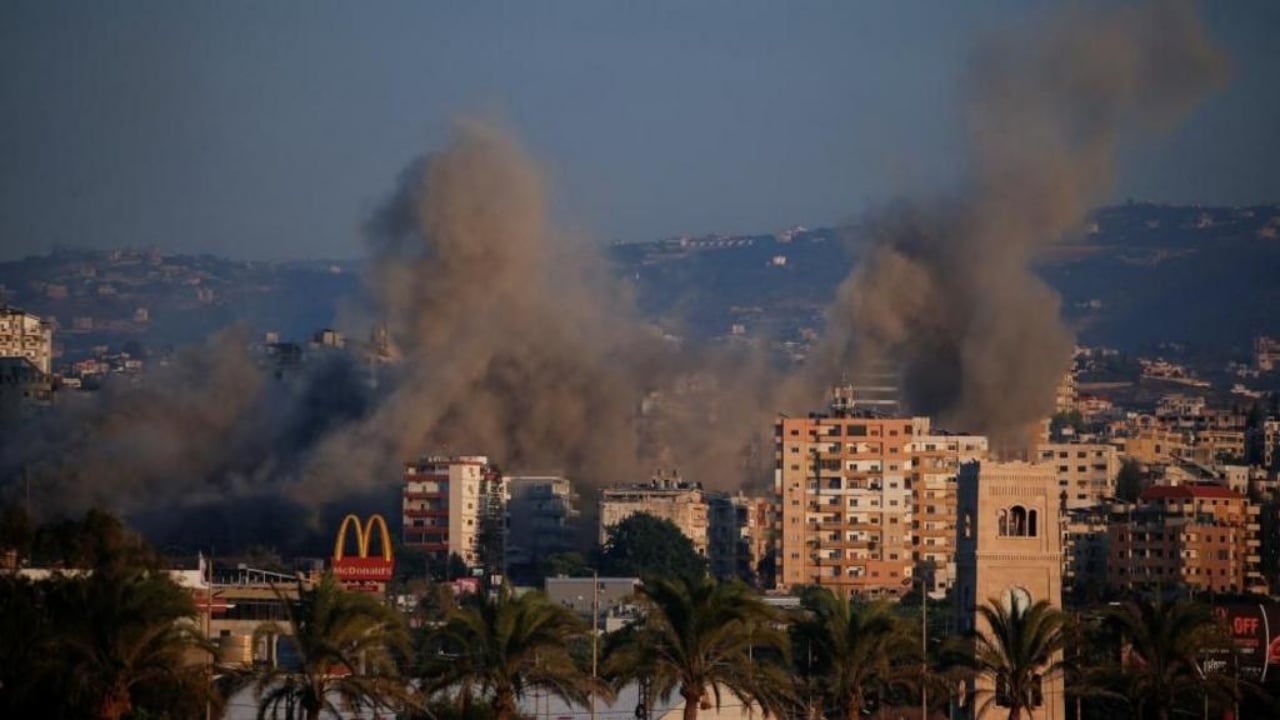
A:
[
  {"xmin": 1035, "ymin": 442, "xmax": 1119, "ymax": 509},
  {"xmin": 908, "ymin": 433, "xmax": 989, "ymax": 595},
  {"xmin": 0, "ymin": 306, "xmax": 52, "ymax": 375},
  {"xmin": 775, "ymin": 411, "xmax": 921, "ymax": 596},
  {"xmin": 773, "ymin": 392, "xmax": 989, "ymax": 598},
  {"xmin": 955, "ymin": 461, "xmax": 1065, "ymax": 720},
  {"xmin": 1054, "ymin": 369, "xmax": 1077, "ymax": 415},
  {"xmin": 1108, "ymin": 484, "xmax": 1265, "ymax": 595},
  {"xmin": 599, "ymin": 472, "xmax": 708, "ymax": 557}
]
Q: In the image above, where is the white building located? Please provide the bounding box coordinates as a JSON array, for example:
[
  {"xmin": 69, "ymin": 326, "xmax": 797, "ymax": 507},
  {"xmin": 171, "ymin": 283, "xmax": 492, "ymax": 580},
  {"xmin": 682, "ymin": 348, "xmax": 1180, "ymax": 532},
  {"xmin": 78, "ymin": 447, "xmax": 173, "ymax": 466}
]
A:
[
  {"xmin": 402, "ymin": 456, "xmax": 507, "ymax": 570},
  {"xmin": 0, "ymin": 307, "xmax": 53, "ymax": 375}
]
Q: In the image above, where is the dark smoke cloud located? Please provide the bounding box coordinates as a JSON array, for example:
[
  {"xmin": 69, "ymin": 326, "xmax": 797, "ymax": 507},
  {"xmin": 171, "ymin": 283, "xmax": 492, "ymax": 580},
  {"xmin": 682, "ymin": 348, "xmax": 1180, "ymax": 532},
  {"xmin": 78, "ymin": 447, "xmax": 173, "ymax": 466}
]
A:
[{"xmin": 813, "ymin": 0, "xmax": 1228, "ymax": 447}]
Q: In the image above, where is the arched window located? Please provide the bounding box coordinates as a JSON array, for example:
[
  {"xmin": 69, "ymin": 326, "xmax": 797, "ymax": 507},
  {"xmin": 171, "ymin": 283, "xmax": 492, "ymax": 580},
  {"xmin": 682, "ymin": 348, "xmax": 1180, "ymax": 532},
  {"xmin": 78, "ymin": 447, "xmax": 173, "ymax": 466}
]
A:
[
  {"xmin": 997, "ymin": 509, "xmax": 1009, "ymax": 536},
  {"xmin": 963, "ymin": 512, "xmax": 972, "ymax": 539},
  {"xmin": 1010, "ymin": 506, "xmax": 1027, "ymax": 537},
  {"xmin": 1028, "ymin": 509, "xmax": 1038, "ymax": 537}
]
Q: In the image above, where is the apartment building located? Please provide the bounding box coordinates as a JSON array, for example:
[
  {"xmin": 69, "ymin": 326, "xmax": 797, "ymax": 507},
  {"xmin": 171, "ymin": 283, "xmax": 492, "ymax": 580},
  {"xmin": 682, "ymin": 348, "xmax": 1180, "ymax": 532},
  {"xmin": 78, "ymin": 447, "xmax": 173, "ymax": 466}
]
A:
[
  {"xmin": 505, "ymin": 476, "xmax": 579, "ymax": 576},
  {"xmin": 908, "ymin": 432, "xmax": 989, "ymax": 595},
  {"xmin": 775, "ymin": 410, "xmax": 921, "ymax": 596},
  {"xmin": 0, "ymin": 307, "xmax": 52, "ymax": 375},
  {"xmin": 598, "ymin": 471, "xmax": 708, "ymax": 556},
  {"xmin": 1107, "ymin": 484, "xmax": 1266, "ymax": 595},
  {"xmin": 402, "ymin": 456, "xmax": 506, "ymax": 570},
  {"xmin": 707, "ymin": 492, "xmax": 776, "ymax": 583},
  {"xmin": 773, "ymin": 387, "xmax": 991, "ymax": 598},
  {"xmin": 1062, "ymin": 505, "xmax": 1113, "ymax": 601},
  {"xmin": 1248, "ymin": 418, "xmax": 1280, "ymax": 469},
  {"xmin": 1035, "ymin": 443, "xmax": 1119, "ymax": 509}
]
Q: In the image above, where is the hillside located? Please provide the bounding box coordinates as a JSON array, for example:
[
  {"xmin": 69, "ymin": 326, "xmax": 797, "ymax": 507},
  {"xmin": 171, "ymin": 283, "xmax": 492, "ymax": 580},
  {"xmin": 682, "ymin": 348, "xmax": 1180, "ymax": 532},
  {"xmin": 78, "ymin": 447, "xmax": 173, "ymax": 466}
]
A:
[{"xmin": 1, "ymin": 202, "xmax": 1277, "ymax": 366}]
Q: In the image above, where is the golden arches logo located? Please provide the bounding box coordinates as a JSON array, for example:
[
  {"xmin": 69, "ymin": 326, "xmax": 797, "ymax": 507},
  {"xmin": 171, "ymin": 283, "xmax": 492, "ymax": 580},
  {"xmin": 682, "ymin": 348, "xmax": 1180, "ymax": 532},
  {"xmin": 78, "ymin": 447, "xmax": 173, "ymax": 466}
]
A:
[{"xmin": 332, "ymin": 514, "xmax": 394, "ymax": 562}]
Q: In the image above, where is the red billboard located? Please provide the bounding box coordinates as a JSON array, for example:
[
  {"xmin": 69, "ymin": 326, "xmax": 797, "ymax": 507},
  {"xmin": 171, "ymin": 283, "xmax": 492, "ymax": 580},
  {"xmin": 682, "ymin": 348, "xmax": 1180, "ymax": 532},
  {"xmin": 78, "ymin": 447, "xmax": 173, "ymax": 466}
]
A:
[
  {"xmin": 331, "ymin": 514, "xmax": 395, "ymax": 590},
  {"xmin": 1213, "ymin": 603, "xmax": 1280, "ymax": 686}
]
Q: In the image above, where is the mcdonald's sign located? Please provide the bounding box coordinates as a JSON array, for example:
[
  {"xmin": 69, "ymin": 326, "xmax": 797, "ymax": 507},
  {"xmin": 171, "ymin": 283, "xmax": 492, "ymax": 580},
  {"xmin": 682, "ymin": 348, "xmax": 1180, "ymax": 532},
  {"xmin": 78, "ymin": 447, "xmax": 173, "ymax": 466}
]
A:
[{"xmin": 331, "ymin": 514, "xmax": 395, "ymax": 587}]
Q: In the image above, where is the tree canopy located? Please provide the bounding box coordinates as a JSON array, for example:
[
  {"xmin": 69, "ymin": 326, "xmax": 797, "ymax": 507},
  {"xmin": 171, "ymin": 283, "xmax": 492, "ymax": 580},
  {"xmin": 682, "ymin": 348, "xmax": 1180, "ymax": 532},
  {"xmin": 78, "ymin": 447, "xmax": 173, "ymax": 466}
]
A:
[{"xmin": 598, "ymin": 513, "xmax": 706, "ymax": 582}]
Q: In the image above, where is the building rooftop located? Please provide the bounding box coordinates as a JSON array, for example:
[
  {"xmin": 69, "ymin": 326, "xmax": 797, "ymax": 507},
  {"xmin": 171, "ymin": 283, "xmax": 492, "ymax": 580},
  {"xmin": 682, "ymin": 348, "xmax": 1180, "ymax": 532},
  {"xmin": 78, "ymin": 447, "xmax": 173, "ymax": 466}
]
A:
[{"xmin": 1140, "ymin": 483, "xmax": 1242, "ymax": 501}]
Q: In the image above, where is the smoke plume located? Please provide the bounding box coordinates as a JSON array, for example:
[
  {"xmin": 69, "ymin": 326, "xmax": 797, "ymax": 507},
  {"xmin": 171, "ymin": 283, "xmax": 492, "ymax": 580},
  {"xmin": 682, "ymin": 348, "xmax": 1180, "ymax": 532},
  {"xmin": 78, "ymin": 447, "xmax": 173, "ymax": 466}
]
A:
[
  {"xmin": 813, "ymin": 0, "xmax": 1228, "ymax": 446},
  {"xmin": 295, "ymin": 120, "xmax": 778, "ymax": 506},
  {"xmin": 0, "ymin": 1, "xmax": 1229, "ymax": 549}
]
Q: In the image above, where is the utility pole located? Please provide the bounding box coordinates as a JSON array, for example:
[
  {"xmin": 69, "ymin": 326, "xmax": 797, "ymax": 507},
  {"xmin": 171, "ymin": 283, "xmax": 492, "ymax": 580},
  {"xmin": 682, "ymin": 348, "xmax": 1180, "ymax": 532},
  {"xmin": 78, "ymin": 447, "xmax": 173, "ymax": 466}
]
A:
[
  {"xmin": 205, "ymin": 549, "xmax": 214, "ymax": 720},
  {"xmin": 921, "ymin": 574, "xmax": 928, "ymax": 719},
  {"xmin": 591, "ymin": 570, "xmax": 599, "ymax": 720}
]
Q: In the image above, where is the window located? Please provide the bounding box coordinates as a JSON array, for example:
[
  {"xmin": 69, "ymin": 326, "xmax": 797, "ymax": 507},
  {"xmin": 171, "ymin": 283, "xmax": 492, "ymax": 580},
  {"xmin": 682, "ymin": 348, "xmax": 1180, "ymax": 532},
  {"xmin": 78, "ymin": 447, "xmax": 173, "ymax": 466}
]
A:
[{"xmin": 999, "ymin": 506, "xmax": 1037, "ymax": 537}]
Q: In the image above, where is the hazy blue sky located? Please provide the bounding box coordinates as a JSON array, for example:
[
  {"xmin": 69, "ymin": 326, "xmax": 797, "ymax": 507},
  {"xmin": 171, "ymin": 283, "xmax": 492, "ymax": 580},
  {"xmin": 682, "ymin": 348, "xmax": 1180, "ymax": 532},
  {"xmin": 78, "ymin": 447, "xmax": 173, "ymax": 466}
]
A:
[{"xmin": 2, "ymin": 1, "xmax": 1277, "ymax": 260}]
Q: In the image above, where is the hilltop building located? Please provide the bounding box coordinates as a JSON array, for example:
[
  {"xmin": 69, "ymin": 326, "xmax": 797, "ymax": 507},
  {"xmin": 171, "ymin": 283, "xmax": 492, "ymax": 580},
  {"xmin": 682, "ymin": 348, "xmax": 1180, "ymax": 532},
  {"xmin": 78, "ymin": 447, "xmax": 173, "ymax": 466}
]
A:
[
  {"xmin": 0, "ymin": 356, "xmax": 53, "ymax": 423},
  {"xmin": 598, "ymin": 471, "xmax": 708, "ymax": 557},
  {"xmin": 0, "ymin": 306, "xmax": 52, "ymax": 375}
]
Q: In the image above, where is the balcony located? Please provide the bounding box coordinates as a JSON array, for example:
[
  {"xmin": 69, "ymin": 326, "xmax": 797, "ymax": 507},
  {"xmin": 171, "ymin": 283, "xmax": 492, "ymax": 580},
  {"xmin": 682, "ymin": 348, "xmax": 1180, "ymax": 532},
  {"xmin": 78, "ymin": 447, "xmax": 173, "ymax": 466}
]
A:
[{"xmin": 403, "ymin": 508, "xmax": 448, "ymax": 518}]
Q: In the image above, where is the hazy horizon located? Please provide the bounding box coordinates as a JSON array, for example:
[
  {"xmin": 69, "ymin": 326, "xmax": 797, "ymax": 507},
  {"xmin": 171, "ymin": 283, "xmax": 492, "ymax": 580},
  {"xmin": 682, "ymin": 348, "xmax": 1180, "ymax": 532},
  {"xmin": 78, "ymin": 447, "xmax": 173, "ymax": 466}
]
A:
[{"xmin": 3, "ymin": 1, "xmax": 1279, "ymax": 262}]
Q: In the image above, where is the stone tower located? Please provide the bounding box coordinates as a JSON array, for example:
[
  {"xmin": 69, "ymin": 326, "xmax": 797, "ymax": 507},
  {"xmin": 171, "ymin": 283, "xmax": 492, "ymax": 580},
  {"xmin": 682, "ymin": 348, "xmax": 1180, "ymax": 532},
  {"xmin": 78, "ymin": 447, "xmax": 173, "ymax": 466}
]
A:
[{"xmin": 955, "ymin": 460, "xmax": 1065, "ymax": 720}]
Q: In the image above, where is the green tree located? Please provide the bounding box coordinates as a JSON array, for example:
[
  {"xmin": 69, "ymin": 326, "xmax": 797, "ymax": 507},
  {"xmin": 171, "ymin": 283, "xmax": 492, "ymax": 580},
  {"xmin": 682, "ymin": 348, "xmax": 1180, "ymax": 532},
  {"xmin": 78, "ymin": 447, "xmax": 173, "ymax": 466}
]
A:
[
  {"xmin": 540, "ymin": 551, "xmax": 591, "ymax": 579},
  {"xmin": 254, "ymin": 575, "xmax": 413, "ymax": 720},
  {"xmin": 602, "ymin": 575, "xmax": 791, "ymax": 720},
  {"xmin": 419, "ymin": 586, "xmax": 608, "ymax": 720},
  {"xmin": 1099, "ymin": 598, "xmax": 1237, "ymax": 720},
  {"xmin": 54, "ymin": 566, "xmax": 214, "ymax": 720},
  {"xmin": 790, "ymin": 588, "xmax": 920, "ymax": 720},
  {"xmin": 969, "ymin": 597, "xmax": 1070, "ymax": 720},
  {"xmin": 0, "ymin": 502, "xmax": 33, "ymax": 563},
  {"xmin": 598, "ymin": 513, "xmax": 706, "ymax": 582}
]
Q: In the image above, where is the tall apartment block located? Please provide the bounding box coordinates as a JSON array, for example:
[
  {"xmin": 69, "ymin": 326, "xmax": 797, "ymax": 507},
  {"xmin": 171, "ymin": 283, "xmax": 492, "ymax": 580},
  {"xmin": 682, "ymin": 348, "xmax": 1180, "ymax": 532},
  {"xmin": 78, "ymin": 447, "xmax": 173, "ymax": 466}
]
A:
[
  {"xmin": 598, "ymin": 471, "xmax": 709, "ymax": 557},
  {"xmin": 1108, "ymin": 483, "xmax": 1266, "ymax": 595},
  {"xmin": 907, "ymin": 431, "xmax": 989, "ymax": 594},
  {"xmin": 402, "ymin": 456, "xmax": 507, "ymax": 571},
  {"xmin": 774, "ymin": 386, "xmax": 989, "ymax": 598},
  {"xmin": 0, "ymin": 307, "xmax": 53, "ymax": 375}
]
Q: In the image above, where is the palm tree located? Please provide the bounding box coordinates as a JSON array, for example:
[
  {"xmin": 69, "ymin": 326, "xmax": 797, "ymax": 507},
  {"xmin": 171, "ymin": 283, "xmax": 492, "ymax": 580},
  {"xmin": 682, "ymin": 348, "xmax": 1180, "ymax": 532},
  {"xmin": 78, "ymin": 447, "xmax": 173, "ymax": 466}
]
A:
[
  {"xmin": 419, "ymin": 585, "xmax": 608, "ymax": 720},
  {"xmin": 790, "ymin": 588, "xmax": 920, "ymax": 720},
  {"xmin": 53, "ymin": 566, "xmax": 215, "ymax": 720},
  {"xmin": 603, "ymin": 575, "xmax": 791, "ymax": 720},
  {"xmin": 969, "ymin": 597, "xmax": 1070, "ymax": 720},
  {"xmin": 254, "ymin": 574, "xmax": 413, "ymax": 720},
  {"xmin": 1101, "ymin": 598, "xmax": 1236, "ymax": 720}
]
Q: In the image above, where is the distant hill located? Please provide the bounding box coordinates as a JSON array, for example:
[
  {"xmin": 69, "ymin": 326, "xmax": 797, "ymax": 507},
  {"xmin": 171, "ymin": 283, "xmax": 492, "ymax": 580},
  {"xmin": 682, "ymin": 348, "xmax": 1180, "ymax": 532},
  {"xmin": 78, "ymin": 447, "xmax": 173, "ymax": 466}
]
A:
[
  {"xmin": 1, "ymin": 202, "xmax": 1277, "ymax": 365},
  {"xmin": 613, "ymin": 202, "xmax": 1280, "ymax": 359}
]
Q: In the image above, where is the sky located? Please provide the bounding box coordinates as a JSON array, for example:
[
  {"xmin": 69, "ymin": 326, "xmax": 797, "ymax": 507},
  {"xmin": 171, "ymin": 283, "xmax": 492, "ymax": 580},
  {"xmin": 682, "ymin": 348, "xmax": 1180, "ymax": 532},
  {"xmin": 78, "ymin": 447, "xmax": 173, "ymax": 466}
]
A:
[{"xmin": 1, "ymin": 1, "xmax": 1277, "ymax": 261}]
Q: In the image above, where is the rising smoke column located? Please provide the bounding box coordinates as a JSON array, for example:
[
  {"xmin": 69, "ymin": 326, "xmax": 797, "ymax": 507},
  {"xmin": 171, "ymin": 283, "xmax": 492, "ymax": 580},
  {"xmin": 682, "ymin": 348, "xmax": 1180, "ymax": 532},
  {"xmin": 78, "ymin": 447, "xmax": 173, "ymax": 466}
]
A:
[
  {"xmin": 1, "ymin": 1, "xmax": 1233, "ymax": 545},
  {"xmin": 814, "ymin": 0, "xmax": 1228, "ymax": 446},
  {"xmin": 296, "ymin": 121, "xmax": 673, "ymax": 503}
]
